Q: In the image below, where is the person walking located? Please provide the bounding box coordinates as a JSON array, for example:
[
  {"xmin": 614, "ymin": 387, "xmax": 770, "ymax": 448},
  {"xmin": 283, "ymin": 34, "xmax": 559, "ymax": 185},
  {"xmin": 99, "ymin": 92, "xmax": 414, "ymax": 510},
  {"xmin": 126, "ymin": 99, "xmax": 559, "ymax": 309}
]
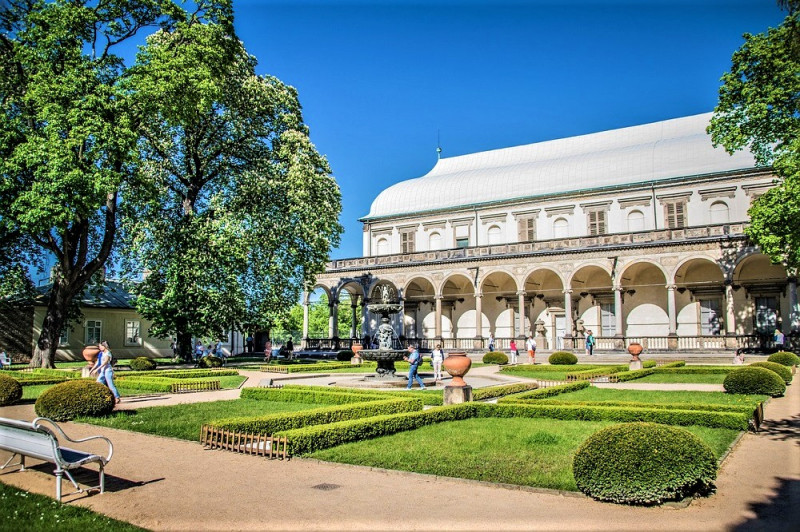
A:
[
  {"xmin": 585, "ymin": 330, "xmax": 595, "ymax": 356},
  {"xmin": 509, "ymin": 339, "xmax": 518, "ymax": 364},
  {"xmin": 91, "ymin": 341, "xmax": 120, "ymax": 404},
  {"xmin": 774, "ymin": 328, "xmax": 785, "ymax": 351},
  {"xmin": 246, "ymin": 334, "xmax": 254, "ymax": 353},
  {"xmin": 404, "ymin": 345, "xmax": 426, "ymax": 389},
  {"xmin": 431, "ymin": 343, "xmax": 445, "ymax": 382},
  {"xmin": 286, "ymin": 338, "xmax": 294, "ymax": 360},
  {"xmin": 526, "ymin": 335, "xmax": 536, "ymax": 364},
  {"xmin": 264, "ymin": 339, "xmax": 272, "ymax": 362},
  {"xmin": 488, "ymin": 332, "xmax": 495, "ymax": 352}
]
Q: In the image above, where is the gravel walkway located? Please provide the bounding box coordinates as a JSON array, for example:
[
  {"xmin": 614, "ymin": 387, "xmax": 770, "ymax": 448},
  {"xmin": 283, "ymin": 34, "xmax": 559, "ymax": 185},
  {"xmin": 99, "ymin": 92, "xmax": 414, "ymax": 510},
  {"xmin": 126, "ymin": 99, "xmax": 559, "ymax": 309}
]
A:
[{"xmin": 0, "ymin": 367, "xmax": 797, "ymax": 531}]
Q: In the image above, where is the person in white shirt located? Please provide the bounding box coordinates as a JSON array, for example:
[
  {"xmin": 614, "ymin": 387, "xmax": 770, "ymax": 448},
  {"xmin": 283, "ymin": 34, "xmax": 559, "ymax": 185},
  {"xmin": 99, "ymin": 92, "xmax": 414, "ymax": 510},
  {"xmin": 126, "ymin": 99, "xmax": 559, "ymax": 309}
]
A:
[
  {"xmin": 431, "ymin": 344, "xmax": 445, "ymax": 382},
  {"xmin": 526, "ymin": 335, "xmax": 536, "ymax": 364}
]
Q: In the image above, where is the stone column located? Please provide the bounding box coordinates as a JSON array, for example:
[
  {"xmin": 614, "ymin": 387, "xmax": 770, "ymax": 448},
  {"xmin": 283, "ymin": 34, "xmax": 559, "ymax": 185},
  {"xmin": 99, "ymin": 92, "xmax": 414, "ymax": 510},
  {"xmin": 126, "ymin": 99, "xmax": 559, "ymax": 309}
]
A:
[
  {"xmin": 301, "ymin": 291, "xmax": 310, "ymax": 349},
  {"xmin": 614, "ymin": 285, "xmax": 624, "ymax": 348},
  {"xmin": 666, "ymin": 284, "xmax": 678, "ymax": 350},
  {"xmin": 724, "ymin": 282, "xmax": 737, "ymax": 349},
  {"xmin": 789, "ymin": 277, "xmax": 799, "ymax": 334},
  {"xmin": 474, "ymin": 291, "xmax": 483, "ymax": 349},
  {"xmin": 361, "ymin": 298, "xmax": 370, "ymax": 338},
  {"xmin": 350, "ymin": 298, "xmax": 358, "ymax": 338},
  {"xmin": 397, "ymin": 296, "xmax": 405, "ymax": 340},
  {"xmin": 328, "ymin": 298, "xmax": 338, "ymax": 339},
  {"xmin": 517, "ymin": 290, "xmax": 527, "ymax": 338},
  {"xmin": 435, "ymin": 295, "xmax": 443, "ymax": 339},
  {"xmin": 563, "ymin": 288, "xmax": 574, "ymax": 349}
]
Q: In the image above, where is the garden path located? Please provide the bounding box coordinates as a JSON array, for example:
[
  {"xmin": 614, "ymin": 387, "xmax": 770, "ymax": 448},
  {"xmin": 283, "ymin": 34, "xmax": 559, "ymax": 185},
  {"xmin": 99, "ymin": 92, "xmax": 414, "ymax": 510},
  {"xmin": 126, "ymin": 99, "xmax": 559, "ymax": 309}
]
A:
[{"xmin": 0, "ymin": 367, "xmax": 797, "ymax": 530}]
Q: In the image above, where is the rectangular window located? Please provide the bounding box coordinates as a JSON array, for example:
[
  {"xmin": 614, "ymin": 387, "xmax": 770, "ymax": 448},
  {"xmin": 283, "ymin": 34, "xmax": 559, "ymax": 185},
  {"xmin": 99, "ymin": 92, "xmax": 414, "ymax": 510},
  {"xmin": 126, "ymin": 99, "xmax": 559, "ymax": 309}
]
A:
[
  {"xmin": 517, "ymin": 216, "xmax": 536, "ymax": 242},
  {"xmin": 600, "ymin": 303, "xmax": 615, "ymax": 336},
  {"xmin": 699, "ymin": 299, "xmax": 722, "ymax": 335},
  {"xmin": 755, "ymin": 296, "xmax": 778, "ymax": 335},
  {"xmin": 125, "ymin": 320, "xmax": 142, "ymax": 346},
  {"xmin": 85, "ymin": 320, "xmax": 102, "ymax": 345},
  {"xmin": 587, "ymin": 210, "xmax": 607, "ymax": 236},
  {"xmin": 400, "ymin": 230, "xmax": 415, "ymax": 253},
  {"xmin": 664, "ymin": 201, "xmax": 687, "ymax": 229},
  {"xmin": 456, "ymin": 237, "xmax": 469, "ymax": 248},
  {"xmin": 58, "ymin": 329, "xmax": 69, "ymax": 346}
]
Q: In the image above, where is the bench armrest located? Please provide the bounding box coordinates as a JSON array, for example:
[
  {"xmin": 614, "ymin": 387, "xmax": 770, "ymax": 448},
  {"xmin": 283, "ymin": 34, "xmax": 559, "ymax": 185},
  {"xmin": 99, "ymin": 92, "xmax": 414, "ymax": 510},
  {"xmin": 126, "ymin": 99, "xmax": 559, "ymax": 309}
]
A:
[{"xmin": 33, "ymin": 417, "xmax": 114, "ymax": 463}]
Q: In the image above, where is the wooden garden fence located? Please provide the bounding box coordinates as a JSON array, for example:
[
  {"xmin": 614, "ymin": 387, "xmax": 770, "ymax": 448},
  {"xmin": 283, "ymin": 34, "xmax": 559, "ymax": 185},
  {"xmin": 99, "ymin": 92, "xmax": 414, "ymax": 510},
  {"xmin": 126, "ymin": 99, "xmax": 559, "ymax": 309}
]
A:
[
  {"xmin": 171, "ymin": 380, "xmax": 220, "ymax": 393},
  {"xmin": 200, "ymin": 424, "xmax": 288, "ymax": 459}
]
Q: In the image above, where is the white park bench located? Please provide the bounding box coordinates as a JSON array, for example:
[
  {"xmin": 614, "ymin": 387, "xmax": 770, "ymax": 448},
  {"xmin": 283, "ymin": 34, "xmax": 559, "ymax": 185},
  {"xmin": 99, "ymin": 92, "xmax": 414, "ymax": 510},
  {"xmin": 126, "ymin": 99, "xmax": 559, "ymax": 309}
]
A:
[{"xmin": 0, "ymin": 417, "xmax": 113, "ymax": 501}]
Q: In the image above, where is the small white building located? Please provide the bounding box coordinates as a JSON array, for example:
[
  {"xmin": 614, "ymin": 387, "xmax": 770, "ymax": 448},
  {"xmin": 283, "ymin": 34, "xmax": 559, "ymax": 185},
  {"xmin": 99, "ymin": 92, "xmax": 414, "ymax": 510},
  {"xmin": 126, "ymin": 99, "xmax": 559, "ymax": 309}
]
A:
[{"xmin": 311, "ymin": 113, "xmax": 798, "ymax": 353}]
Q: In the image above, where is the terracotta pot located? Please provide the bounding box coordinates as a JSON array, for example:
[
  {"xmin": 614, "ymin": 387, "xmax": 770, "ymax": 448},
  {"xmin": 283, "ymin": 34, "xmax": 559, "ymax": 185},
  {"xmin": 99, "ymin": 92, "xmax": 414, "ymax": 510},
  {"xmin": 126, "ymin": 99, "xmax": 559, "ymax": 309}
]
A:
[
  {"xmin": 442, "ymin": 351, "xmax": 472, "ymax": 387},
  {"xmin": 627, "ymin": 342, "xmax": 643, "ymax": 360},
  {"xmin": 82, "ymin": 346, "xmax": 100, "ymax": 365},
  {"xmin": 352, "ymin": 345, "xmax": 363, "ymax": 356}
]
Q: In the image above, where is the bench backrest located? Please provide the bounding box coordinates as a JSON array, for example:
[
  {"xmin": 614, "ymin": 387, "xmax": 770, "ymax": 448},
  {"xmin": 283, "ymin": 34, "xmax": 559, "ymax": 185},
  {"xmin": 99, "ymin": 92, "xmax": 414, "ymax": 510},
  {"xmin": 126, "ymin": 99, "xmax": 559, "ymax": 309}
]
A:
[{"xmin": 0, "ymin": 418, "xmax": 59, "ymax": 463}]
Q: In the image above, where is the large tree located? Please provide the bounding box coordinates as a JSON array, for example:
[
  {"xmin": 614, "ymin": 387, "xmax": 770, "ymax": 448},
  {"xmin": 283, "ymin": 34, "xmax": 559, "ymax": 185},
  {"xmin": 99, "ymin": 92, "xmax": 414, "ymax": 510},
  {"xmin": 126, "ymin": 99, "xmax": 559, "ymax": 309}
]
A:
[
  {"xmin": 708, "ymin": 6, "xmax": 800, "ymax": 271},
  {"xmin": 0, "ymin": 0, "xmax": 183, "ymax": 367},
  {"xmin": 120, "ymin": 13, "xmax": 342, "ymax": 360}
]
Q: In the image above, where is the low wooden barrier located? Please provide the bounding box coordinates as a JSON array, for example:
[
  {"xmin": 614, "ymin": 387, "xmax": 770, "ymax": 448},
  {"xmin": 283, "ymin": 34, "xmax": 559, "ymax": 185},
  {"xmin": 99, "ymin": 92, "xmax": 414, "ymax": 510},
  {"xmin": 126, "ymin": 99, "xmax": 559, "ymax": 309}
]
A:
[
  {"xmin": 200, "ymin": 425, "xmax": 288, "ymax": 459},
  {"xmin": 171, "ymin": 380, "xmax": 220, "ymax": 393}
]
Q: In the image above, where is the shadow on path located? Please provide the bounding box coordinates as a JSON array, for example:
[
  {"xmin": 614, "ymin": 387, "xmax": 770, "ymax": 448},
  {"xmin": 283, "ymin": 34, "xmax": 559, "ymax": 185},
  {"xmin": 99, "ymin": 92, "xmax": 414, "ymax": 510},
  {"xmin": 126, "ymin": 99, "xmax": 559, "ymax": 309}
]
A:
[{"xmin": 733, "ymin": 477, "xmax": 800, "ymax": 531}]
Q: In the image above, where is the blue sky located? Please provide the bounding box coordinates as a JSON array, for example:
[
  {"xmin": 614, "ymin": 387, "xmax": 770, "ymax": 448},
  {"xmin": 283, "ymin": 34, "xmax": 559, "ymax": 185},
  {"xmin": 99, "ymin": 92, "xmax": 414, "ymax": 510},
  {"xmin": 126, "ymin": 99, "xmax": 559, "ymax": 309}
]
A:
[{"xmin": 230, "ymin": 0, "xmax": 786, "ymax": 260}]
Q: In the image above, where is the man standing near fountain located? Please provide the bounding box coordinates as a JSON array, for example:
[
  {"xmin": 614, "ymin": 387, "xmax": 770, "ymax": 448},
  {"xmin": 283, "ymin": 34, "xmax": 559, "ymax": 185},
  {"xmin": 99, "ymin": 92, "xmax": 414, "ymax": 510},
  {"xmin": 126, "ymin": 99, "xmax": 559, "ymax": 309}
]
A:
[{"xmin": 404, "ymin": 345, "xmax": 426, "ymax": 390}]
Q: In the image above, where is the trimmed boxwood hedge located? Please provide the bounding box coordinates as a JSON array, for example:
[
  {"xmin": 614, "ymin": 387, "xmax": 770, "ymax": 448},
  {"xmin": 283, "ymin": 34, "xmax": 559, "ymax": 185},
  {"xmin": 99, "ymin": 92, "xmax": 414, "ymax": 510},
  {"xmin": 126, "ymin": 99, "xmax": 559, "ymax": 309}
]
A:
[
  {"xmin": 573, "ymin": 422, "xmax": 717, "ymax": 505},
  {"xmin": 471, "ymin": 382, "xmax": 539, "ymax": 400},
  {"xmin": 241, "ymin": 387, "xmax": 389, "ymax": 405},
  {"xmin": 121, "ymin": 369, "xmax": 239, "ymax": 379},
  {"xmin": 198, "ymin": 356, "xmax": 223, "ymax": 368},
  {"xmin": 767, "ymin": 351, "xmax": 800, "ymax": 367},
  {"xmin": 0, "ymin": 373, "xmax": 23, "ymax": 406},
  {"xmin": 115, "ymin": 377, "xmax": 217, "ymax": 392},
  {"xmin": 549, "ymin": 351, "xmax": 578, "ymax": 365},
  {"xmin": 497, "ymin": 381, "xmax": 590, "ymax": 402},
  {"xmin": 128, "ymin": 357, "xmax": 158, "ymax": 371},
  {"xmin": 654, "ymin": 367, "xmax": 734, "ymax": 375},
  {"xmin": 482, "ymin": 352, "xmax": 509, "ymax": 365},
  {"xmin": 213, "ymin": 398, "xmax": 422, "ymax": 435},
  {"xmin": 614, "ymin": 368, "xmax": 656, "ymax": 382},
  {"xmin": 658, "ymin": 361, "xmax": 686, "ymax": 369},
  {"xmin": 34, "ymin": 380, "xmax": 115, "ymax": 421},
  {"xmin": 566, "ymin": 366, "xmax": 626, "ymax": 381},
  {"xmin": 642, "ymin": 360, "xmax": 658, "ymax": 369},
  {"xmin": 336, "ymin": 350, "xmax": 354, "ymax": 361},
  {"xmin": 723, "ymin": 367, "xmax": 786, "ymax": 397},
  {"xmin": 749, "ymin": 361, "xmax": 793, "ymax": 384}
]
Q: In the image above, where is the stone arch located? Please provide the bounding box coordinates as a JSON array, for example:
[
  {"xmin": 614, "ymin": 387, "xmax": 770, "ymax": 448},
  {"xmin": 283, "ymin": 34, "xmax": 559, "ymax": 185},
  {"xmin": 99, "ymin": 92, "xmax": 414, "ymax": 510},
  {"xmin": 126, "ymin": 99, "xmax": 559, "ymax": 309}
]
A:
[
  {"xmin": 404, "ymin": 276, "xmax": 437, "ymax": 339},
  {"xmin": 673, "ymin": 257, "xmax": 726, "ymax": 336},
  {"xmin": 569, "ymin": 264, "xmax": 614, "ymax": 338},
  {"xmin": 732, "ymin": 253, "xmax": 788, "ymax": 335},
  {"xmin": 442, "ymin": 273, "xmax": 481, "ymax": 341},
  {"xmin": 524, "ymin": 268, "xmax": 567, "ymax": 349},
  {"xmin": 618, "ymin": 259, "xmax": 668, "ymax": 287},
  {"xmin": 481, "ymin": 270, "xmax": 522, "ymax": 341},
  {"xmin": 619, "ymin": 261, "xmax": 668, "ymax": 337}
]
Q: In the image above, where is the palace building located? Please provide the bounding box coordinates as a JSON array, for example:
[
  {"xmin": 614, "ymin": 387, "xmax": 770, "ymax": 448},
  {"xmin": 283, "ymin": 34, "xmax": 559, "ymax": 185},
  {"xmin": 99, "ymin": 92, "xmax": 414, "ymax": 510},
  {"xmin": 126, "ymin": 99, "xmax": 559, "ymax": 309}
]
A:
[{"xmin": 307, "ymin": 113, "xmax": 798, "ymax": 354}]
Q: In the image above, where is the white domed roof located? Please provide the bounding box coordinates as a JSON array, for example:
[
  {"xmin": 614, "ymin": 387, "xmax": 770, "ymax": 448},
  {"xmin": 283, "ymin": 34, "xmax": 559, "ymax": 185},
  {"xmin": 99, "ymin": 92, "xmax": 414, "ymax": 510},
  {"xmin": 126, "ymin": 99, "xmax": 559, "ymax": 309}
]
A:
[{"xmin": 364, "ymin": 113, "xmax": 758, "ymax": 220}]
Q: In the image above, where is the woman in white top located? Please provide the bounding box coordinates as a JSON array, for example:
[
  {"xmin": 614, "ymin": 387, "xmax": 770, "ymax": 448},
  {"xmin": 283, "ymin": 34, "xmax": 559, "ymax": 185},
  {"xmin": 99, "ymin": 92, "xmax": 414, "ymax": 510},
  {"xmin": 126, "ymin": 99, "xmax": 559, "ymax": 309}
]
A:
[{"xmin": 431, "ymin": 344, "xmax": 445, "ymax": 382}]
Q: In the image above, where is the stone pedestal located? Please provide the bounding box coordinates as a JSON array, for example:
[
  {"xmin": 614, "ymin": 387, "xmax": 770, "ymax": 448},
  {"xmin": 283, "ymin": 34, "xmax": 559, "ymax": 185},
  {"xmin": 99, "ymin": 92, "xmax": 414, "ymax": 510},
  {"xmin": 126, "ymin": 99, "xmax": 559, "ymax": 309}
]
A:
[
  {"xmin": 350, "ymin": 356, "xmax": 362, "ymax": 365},
  {"xmin": 628, "ymin": 360, "xmax": 642, "ymax": 371},
  {"xmin": 81, "ymin": 366, "xmax": 93, "ymax": 378},
  {"xmin": 444, "ymin": 385, "xmax": 473, "ymax": 405}
]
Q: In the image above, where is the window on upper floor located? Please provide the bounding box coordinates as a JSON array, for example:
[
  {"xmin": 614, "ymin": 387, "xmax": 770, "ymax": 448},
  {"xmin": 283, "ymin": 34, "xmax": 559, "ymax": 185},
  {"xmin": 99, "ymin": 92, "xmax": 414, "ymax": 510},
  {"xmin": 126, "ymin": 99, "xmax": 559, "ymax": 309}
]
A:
[
  {"xmin": 553, "ymin": 217, "xmax": 569, "ymax": 239},
  {"xmin": 429, "ymin": 232, "xmax": 442, "ymax": 251},
  {"xmin": 456, "ymin": 237, "xmax": 469, "ymax": 248},
  {"xmin": 517, "ymin": 216, "xmax": 536, "ymax": 242},
  {"xmin": 627, "ymin": 210, "xmax": 645, "ymax": 232},
  {"xmin": 376, "ymin": 238, "xmax": 390, "ymax": 255},
  {"xmin": 664, "ymin": 200, "xmax": 687, "ymax": 229},
  {"xmin": 487, "ymin": 225, "xmax": 502, "ymax": 245},
  {"xmin": 400, "ymin": 229, "xmax": 415, "ymax": 253},
  {"xmin": 709, "ymin": 201, "xmax": 729, "ymax": 224},
  {"xmin": 586, "ymin": 209, "xmax": 607, "ymax": 236}
]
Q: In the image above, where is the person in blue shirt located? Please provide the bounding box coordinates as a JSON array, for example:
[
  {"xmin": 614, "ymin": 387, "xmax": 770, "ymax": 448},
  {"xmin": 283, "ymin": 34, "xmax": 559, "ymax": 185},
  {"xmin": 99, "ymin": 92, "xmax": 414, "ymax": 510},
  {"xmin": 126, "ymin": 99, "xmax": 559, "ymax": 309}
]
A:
[{"xmin": 403, "ymin": 345, "xmax": 426, "ymax": 390}]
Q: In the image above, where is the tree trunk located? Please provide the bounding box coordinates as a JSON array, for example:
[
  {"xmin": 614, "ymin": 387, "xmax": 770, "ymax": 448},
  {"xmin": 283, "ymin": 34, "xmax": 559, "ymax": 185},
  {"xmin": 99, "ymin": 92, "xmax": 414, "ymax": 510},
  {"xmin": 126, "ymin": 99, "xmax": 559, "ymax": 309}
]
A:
[
  {"xmin": 177, "ymin": 330, "xmax": 193, "ymax": 363},
  {"xmin": 29, "ymin": 280, "xmax": 73, "ymax": 369}
]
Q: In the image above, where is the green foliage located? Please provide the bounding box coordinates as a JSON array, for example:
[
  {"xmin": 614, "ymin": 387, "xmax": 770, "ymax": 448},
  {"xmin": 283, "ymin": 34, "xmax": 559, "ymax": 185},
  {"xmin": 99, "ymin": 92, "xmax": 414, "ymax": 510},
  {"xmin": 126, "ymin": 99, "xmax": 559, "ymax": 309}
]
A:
[
  {"xmin": 642, "ymin": 360, "xmax": 657, "ymax": 368},
  {"xmin": 654, "ymin": 366, "xmax": 734, "ymax": 374},
  {"xmin": 116, "ymin": 376, "xmax": 219, "ymax": 393},
  {"xmin": 548, "ymin": 351, "xmax": 578, "ymax": 365},
  {"xmin": 498, "ymin": 381, "xmax": 590, "ymax": 402},
  {"xmin": 767, "ymin": 351, "xmax": 800, "ymax": 366},
  {"xmin": 471, "ymin": 382, "xmax": 540, "ymax": 400},
  {"xmin": 121, "ymin": 369, "xmax": 239, "ymax": 379},
  {"xmin": 128, "ymin": 357, "xmax": 158, "ymax": 371},
  {"xmin": 337, "ymin": 350, "xmax": 355, "ymax": 361},
  {"xmin": 482, "ymin": 351, "xmax": 509, "ymax": 364},
  {"xmin": 241, "ymin": 387, "xmax": 388, "ymax": 405},
  {"xmin": 659, "ymin": 361, "xmax": 687, "ymax": 368},
  {"xmin": 34, "ymin": 380, "xmax": 114, "ymax": 421},
  {"xmin": 613, "ymin": 368, "xmax": 656, "ymax": 382},
  {"xmin": 749, "ymin": 361, "xmax": 793, "ymax": 384},
  {"xmin": 709, "ymin": 12, "xmax": 800, "ymax": 270},
  {"xmin": 723, "ymin": 367, "xmax": 786, "ymax": 397},
  {"xmin": 565, "ymin": 366, "xmax": 626, "ymax": 381},
  {"xmin": 529, "ymin": 399, "xmax": 758, "ymax": 416},
  {"xmin": 198, "ymin": 356, "xmax": 223, "ymax": 368},
  {"xmin": 572, "ymin": 423, "xmax": 717, "ymax": 504},
  {"xmin": 0, "ymin": 373, "xmax": 23, "ymax": 406},
  {"xmin": 213, "ymin": 398, "xmax": 422, "ymax": 435}
]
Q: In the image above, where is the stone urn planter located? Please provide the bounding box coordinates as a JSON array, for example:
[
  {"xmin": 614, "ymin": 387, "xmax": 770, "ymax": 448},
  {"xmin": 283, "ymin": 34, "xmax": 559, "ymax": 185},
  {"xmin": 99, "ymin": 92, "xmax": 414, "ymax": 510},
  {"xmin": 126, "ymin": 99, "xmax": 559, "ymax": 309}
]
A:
[
  {"xmin": 627, "ymin": 342, "xmax": 643, "ymax": 370},
  {"xmin": 442, "ymin": 351, "xmax": 472, "ymax": 387},
  {"xmin": 82, "ymin": 345, "xmax": 100, "ymax": 365}
]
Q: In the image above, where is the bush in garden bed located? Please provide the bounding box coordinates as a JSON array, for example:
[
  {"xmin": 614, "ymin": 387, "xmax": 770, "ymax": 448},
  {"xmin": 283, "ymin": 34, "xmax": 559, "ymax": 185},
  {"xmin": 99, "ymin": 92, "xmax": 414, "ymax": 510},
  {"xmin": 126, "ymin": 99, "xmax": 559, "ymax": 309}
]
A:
[
  {"xmin": 198, "ymin": 356, "xmax": 223, "ymax": 368},
  {"xmin": 642, "ymin": 360, "xmax": 657, "ymax": 368},
  {"xmin": 121, "ymin": 369, "xmax": 239, "ymax": 379},
  {"xmin": 128, "ymin": 357, "xmax": 158, "ymax": 371},
  {"xmin": 241, "ymin": 387, "xmax": 389, "ymax": 405},
  {"xmin": 501, "ymin": 364, "xmax": 606, "ymax": 374},
  {"xmin": 116, "ymin": 377, "xmax": 217, "ymax": 393},
  {"xmin": 767, "ymin": 351, "xmax": 800, "ymax": 367},
  {"xmin": 749, "ymin": 361, "xmax": 793, "ymax": 384},
  {"xmin": 11, "ymin": 376, "xmax": 70, "ymax": 386},
  {"xmin": 0, "ymin": 373, "xmax": 23, "ymax": 406},
  {"xmin": 613, "ymin": 368, "xmax": 656, "ymax": 382},
  {"xmin": 34, "ymin": 380, "xmax": 114, "ymax": 421},
  {"xmin": 654, "ymin": 367, "xmax": 734, "ymax": 374},
  {"xmin": 213, "ymin": 398, "xmax": 422, "ymax": 435},
  {"xmin": 498, "ymin": 381, "xmax": 590, "ymax": 402},
  {"xmin": 275, "ymin": 384, "xmax": 444, "ymax": 406},
  {"xmin": 482, "ymin": 352, "xmax": 509, "ymax": 365},
  {"xmin": 658, "ymin": 361, "xmax": 686, "ymax": 369},
  {"xmin": 566, "ymin": 366, "xmax": 626, "ymax": 381},
  {"xmin": 336, "ymin": 350, "xmax": 354, "ymax": 361},
  {"xmin": 723, "ymin": 367, "xmax": 786, "ymax": 397},
  {"xmin": 471, "ymin": 382, "xmax": 540, "ymax": 400},
  {"xmin": 528, "ymin": 399, "xmax": 760, "ymax": 415},
  {"xmin": 549, "ymin": 351, "xmax": 578, "ymax": 365},
  {"xmin": 573, "ymin": 422, "xmax": 717, "ymax": 505}
]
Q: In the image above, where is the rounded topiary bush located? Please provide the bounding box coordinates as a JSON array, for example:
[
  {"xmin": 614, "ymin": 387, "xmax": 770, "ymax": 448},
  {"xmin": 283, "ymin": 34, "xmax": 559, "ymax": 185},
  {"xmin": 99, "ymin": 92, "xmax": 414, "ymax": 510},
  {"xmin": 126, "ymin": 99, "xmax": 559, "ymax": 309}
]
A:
[
  {"xmin": 0, "ymin": 373, "xmax": 23, "ymax": 406},
  {"xmin": 572, "ymin": 422, "xmax": 717, "ymax": 505},
  {"xmin": 549, "ymin": 351, "xmax": 578, "ymax": 365},
  {"xmin": 128, "ymin": 357, "xmax": 157, "ymax": 371},
  {"xmin": 198, "ymin": 355, "xmax": 223, "ymax": 368},
  {"xmin": 767, "ymin": 351, "xmax": 800, "ymax": 367},
  {"xmin": 723, "ymin": 366, "xmax": 786, "ymax": 397},
  {"xmin": 35, "ymin": 380, "xmax": 114, "ymax": 421},
  {"xmin": 337, "ymin": 349, "xmax": 355, "ymax": 361},
  {"xmin": 482, "ymin": 351, "xmax": 509, "ymax": 365},
  {"xmin": 749, "ymin": 361, "xmax": 792, "ymax": 384}
]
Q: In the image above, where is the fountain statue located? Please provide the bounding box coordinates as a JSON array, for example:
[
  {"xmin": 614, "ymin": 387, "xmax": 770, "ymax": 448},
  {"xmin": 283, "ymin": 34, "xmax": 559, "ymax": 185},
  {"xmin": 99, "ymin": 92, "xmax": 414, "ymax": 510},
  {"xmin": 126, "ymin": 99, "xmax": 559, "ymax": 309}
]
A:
[{"xmin": 359, "ymin": 285, "xmax": 408, "ymax": 377}]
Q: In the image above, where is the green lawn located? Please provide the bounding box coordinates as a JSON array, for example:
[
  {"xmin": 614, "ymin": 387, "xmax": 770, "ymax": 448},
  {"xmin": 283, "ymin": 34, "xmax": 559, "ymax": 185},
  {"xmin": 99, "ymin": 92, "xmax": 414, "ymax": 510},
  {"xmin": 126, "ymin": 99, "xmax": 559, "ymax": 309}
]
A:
[
  {"xmin": 635, "ymin": 373, "xmax": 728, "ymax": 384},
  {"xmin": 79, "ymin": 399, "xmax": 324, "ymax": 441},
  {"xmin": 548, "ymin": 386, "xmax": 766, "ymax": 407},
  {"xmin": 309, "ymin": 417, "xmax": 739, "ymax": 491},
  {"xmin": 499, "ymin": 364, "xmax": 623, "ymax": 381},
  {"xmin": 0, "ymin": 480, "xmax": 145, "ymax": 531}
]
